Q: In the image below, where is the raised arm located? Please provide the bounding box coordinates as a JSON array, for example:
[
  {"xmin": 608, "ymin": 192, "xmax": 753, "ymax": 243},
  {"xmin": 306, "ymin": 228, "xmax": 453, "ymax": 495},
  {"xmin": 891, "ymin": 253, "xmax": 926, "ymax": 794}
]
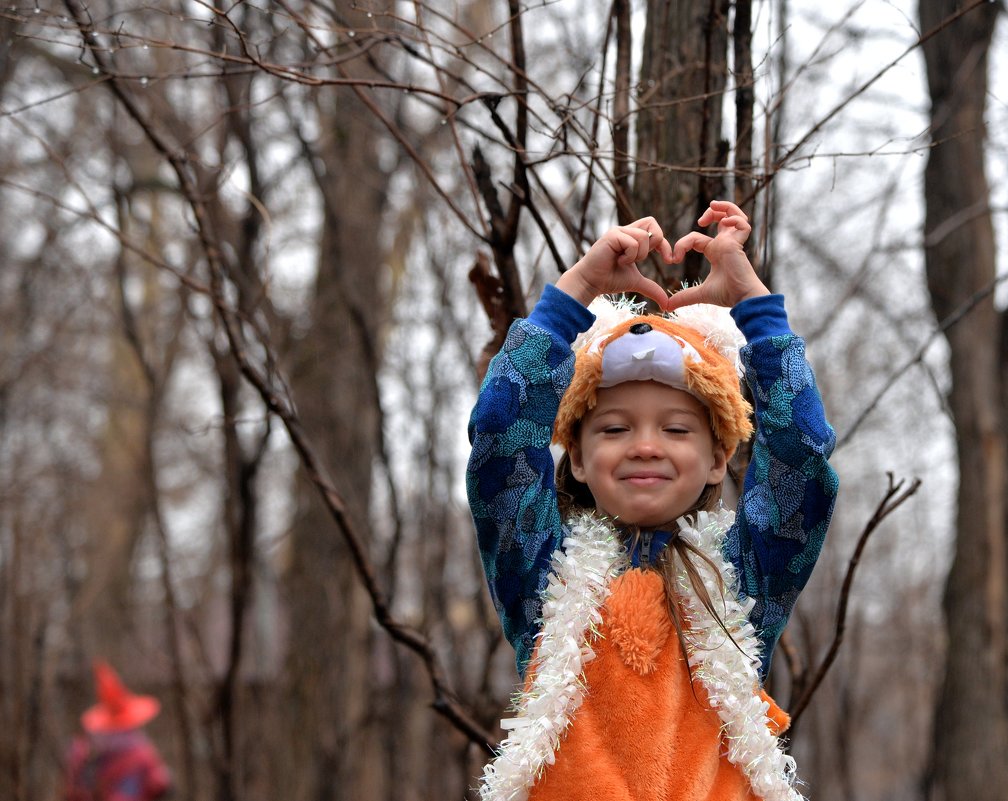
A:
[
  {"xmin": 466, "ymin": 287, "xmax": 593, "ymax": 675},
  {"xmin": 729, "ymin": 296, "xmax": 839, "ymax": 679},
  {"xmin": 667, "ymin": 200, "xmax": 839, "ymax": 679}
]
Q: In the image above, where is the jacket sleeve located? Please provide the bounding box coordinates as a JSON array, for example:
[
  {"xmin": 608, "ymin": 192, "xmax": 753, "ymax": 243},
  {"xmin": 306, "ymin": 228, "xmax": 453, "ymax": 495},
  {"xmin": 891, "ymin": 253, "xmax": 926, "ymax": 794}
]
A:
[
  {"xmin": 466, "ymin": 285, "xmax": 595, "ymax": 677},
  {"xmin": 727, "ymin": 294, "xmax": 840, "ymax": 680}
]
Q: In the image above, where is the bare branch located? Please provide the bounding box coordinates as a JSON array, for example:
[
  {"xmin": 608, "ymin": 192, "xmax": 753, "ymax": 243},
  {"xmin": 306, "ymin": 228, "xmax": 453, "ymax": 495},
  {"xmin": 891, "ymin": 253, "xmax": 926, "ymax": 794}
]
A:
[
  {"xmin": 755, "ymin": 0, "xmax": 992, "ymax": 196},
  {"xmin": 611, "ymin": 0, "xmax": 631, "ymax": 223},
  {"xmin": 788, "ymin": 473, "xmax": 922, "ymax": 724},
  {"xmin": 837, "ymin": 268, "xmax": 1008, "ymax": 450}
]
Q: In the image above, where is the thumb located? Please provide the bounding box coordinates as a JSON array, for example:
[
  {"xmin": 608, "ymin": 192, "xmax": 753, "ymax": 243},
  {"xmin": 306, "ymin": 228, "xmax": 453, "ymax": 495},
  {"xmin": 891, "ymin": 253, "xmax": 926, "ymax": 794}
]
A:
[{"xmin": 662, "ymin": 284, "xmax": 708, "ymax": 312}]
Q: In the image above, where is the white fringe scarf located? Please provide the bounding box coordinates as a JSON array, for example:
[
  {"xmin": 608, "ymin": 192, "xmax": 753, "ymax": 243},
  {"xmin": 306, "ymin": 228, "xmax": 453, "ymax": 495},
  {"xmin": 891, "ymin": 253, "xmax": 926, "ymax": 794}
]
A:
[{"xmin": 477, "ymin": 508, "xmax": 803, "ymax": 801}]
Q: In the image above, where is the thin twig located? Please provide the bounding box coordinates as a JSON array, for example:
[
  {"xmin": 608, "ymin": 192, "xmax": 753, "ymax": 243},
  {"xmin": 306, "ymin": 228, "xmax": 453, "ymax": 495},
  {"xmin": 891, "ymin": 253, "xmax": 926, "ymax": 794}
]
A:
[
  {"xmin": 837, "ymin": 269, "xmax": 1008, "ymax": 449},
  {"xmin": 788, "ymin": 473, "xmax": 922, "ymax": 724},
  {"xmin": 754, "ymin": 0, "xmax": 991, "ymax": 197}
]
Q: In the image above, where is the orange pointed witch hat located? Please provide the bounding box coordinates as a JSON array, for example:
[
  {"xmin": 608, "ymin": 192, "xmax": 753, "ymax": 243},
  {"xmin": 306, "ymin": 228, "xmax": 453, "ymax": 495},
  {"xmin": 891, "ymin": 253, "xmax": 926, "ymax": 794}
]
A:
[{"xmin": 81, "ymin": 661, "xmax": 161, "ymax": 734}]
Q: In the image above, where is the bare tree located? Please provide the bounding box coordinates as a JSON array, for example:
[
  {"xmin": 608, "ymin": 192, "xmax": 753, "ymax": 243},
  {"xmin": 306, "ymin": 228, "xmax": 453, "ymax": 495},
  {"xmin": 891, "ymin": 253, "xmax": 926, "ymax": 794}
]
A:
[
  {"xmin": 278, "ymin": 3, "xmax": 395, "ymax": 797},
  {"xmin": 919, "ymin": 2, "xmax": 1007, "ymax": 799},
  {"xmin": 2, "ymin": 1, "xmax": 1003, "ymax": 800},
  {"xmin": 635, "ymin": 0, "xmax": 731, "ymax": 287}
]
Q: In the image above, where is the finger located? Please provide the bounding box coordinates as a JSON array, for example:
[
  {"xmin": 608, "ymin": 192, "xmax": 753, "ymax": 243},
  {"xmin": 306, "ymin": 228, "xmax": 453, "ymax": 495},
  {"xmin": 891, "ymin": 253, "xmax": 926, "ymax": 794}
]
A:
[
  {"xmin": 621, "ymin": 220, "xmax": 661, "ymax": 243},
  {"xmin": 697, "ymin": 207, "xmax": 723, "ymax": 227},
  {"xmin": 655, "ymin": 236, "xmax": 674, "ymax": 263},
  {"xmin": 720, "ymin": 213, "xmax": 751, "ymax": 228},
  {"xmin": 708, "ymin": 199, "xmax": 747, "ymax": 221},
  {"xmin": 663, "ymin": 284, "xmax": 707, "ymax": 312},
  {"xmin": 608, "ymin": 230, "xmax": 640, "ymax": 266},
  {"xmin": 625, "ymin": 217, "xmax": 671, "ymax": 258},
  {"xmin": 629, "ymin": 274, "xmax": 672, "ymax": 309},
  {"xmin": 615, "ymin": 226, "xmax": 653, "ymax": 264},
  {"xmin": 632, "ymin": 219, "xmax": 675, "ymax": 263},
  {"xmin": 670, "ymin": 231, "xmax": 712, "ymax": 263},
  {"xmin": 720, "ymin": 214, "xmax": 752, "ymax": 240},
  {"xmin": 627, "ymin": 216, "xmax": 660, "ymax": 233}
]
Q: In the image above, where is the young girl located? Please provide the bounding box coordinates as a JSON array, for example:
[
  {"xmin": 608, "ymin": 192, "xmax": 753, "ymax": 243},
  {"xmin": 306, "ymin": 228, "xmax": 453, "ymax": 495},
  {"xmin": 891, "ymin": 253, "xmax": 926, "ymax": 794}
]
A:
[{"xmin": 467, "ymin": 200, "xmax": 838, "ymax": 801}]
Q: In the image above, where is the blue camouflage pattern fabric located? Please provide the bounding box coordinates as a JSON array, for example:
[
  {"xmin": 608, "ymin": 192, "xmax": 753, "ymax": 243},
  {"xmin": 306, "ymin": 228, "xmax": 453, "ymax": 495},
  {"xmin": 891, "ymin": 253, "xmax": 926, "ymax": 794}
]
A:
[
  {"xmin": 466, "ymin": 288, "xmax": 838, "ymax": 680},
  {"xmin": 726, "ymin": 330, "xmax": 840, "ymax": 673}
]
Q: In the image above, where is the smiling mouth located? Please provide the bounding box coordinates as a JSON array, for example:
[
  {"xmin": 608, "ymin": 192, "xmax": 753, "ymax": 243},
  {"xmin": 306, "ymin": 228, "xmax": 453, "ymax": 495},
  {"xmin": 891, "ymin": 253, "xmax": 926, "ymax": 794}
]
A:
[{"xmin": 622, "ymin": 473, "xmax": 671, "ymax": 486}]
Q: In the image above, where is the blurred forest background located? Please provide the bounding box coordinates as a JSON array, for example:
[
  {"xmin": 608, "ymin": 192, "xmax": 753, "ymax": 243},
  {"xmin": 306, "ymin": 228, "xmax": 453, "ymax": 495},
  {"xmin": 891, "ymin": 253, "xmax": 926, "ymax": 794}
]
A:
[{"xmin": 0, "ymin": 1, "xmax": 1005, "ymax": 800}]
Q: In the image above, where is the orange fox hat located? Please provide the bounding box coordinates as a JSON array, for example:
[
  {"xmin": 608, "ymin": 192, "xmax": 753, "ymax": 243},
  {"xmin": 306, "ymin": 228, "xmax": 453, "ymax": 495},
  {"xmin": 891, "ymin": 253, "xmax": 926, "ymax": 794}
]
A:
[{"xmin": 553, "ymin": 297, "xmax": 754, "ymax": 458}]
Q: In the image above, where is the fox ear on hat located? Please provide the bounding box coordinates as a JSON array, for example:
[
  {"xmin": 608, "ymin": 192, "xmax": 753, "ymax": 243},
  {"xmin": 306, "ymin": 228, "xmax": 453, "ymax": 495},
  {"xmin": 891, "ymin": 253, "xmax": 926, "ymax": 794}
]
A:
[
  {"xmin": 570, "ymin": 295, "xmax": 647, "ymax": 354},
  {"xmin": 669, "ymin": 301, "xmax": 746, "ymax": 373}
]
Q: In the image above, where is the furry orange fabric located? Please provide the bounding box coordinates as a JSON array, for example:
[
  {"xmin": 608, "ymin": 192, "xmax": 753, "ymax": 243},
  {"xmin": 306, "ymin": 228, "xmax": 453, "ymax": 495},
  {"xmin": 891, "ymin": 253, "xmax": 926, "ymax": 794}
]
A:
[
  {"xmin": 553, "ymin": 315, "xmax": 754, "ymax": 459},
  {"xmin": 760, "ymin": 688, "xmax": 791, "ymax": 737},
  {"xmin": 527, "ymin": 569, "xmax": 782, "ymax": 801}
]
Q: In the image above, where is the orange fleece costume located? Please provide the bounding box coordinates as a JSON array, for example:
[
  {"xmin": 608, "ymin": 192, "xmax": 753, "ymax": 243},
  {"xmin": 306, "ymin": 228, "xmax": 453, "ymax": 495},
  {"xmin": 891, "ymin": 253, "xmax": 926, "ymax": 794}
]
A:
[{"xmin": 526, "ymin": 568, "xmax": 789, "ymax": 801}]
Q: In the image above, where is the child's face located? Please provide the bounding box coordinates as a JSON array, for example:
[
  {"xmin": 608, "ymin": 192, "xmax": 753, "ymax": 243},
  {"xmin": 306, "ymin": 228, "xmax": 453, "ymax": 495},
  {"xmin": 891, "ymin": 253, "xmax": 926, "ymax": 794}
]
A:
[{"xmin": 569, "ymin": 381, "xmax": 727, "ymax": 528}]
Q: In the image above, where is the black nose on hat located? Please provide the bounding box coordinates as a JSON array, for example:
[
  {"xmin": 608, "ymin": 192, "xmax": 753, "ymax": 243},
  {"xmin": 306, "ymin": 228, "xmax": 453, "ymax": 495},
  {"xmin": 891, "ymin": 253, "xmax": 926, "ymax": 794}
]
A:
[{"xmin": 629, "ymin": 323, "xmax": 653, "ymax": 335}]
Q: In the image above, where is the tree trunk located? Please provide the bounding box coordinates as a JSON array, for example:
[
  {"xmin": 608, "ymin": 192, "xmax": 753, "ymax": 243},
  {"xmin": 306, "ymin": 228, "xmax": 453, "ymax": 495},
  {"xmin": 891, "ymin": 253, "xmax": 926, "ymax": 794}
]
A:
[
  {"xmin": 635, "ymin": 0, "xmax": 730, "ymax": 287},
  {"xmin": 283, "ymin": 8, "xmax": 391, "ymax": 797},
  {"xmin": 919, "ymin": 2, "xmax": 1007, "ymax": 799}
]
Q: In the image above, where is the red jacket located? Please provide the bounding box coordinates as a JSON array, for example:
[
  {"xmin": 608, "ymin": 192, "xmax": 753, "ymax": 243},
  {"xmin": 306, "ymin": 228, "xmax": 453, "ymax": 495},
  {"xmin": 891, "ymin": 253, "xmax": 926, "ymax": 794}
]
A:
[{"xmin": 64, "ymin": 730, "xmax": 171, "ymax": 801}]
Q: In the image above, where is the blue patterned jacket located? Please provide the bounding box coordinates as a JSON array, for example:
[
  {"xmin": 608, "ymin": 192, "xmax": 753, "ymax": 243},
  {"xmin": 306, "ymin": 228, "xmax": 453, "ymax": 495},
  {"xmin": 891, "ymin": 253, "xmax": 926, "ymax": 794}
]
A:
[{"xmin": 466, "ymin": 285, "xmax": 838, "ymax": 681}]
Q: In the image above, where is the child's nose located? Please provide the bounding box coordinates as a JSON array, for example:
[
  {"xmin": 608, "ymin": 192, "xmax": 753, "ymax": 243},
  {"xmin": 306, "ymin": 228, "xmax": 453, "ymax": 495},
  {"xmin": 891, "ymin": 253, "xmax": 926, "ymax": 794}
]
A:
[{"xmin": 627, "ymin": 432, "xmax": 662, "ymax": 458}]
